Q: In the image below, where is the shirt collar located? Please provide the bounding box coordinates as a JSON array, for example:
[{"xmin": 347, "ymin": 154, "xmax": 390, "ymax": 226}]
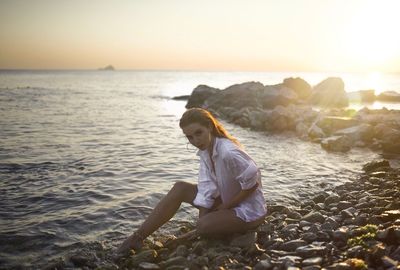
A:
[{"xmin": 196, "ymin": 137, "xmax": 221, "ymax": 158}]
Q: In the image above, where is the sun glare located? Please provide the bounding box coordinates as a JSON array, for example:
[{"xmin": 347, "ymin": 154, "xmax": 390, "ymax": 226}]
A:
[{"xmin": 344, "ymin": 1, "xmax": 400, "ymax": 71}]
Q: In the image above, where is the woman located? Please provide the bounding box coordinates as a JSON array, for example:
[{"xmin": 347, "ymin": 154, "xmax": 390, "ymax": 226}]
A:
[{"xmin": 116, "ymin": 108, "xmax": 266, "ymax": 255}]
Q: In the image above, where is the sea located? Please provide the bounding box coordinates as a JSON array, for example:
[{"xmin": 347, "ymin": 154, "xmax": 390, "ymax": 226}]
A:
[{"xmin": 0, "ymin": 70, "xmax": 399, "ymax": 268}]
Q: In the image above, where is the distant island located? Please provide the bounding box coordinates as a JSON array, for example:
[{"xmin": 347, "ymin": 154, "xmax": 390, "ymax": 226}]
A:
[{"xmin": 98, "ymin": 65, "xmax": 115, "ymax": 71}]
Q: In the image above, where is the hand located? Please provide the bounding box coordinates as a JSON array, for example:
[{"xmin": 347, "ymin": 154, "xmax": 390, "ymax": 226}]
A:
[{"xmin": 115, "ymin": 233, "xmax": 143, "ymax": 257}]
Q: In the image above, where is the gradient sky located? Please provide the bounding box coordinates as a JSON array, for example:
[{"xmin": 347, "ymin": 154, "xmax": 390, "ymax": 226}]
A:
[{"xmin": 1, "ymin": 0, "xmax": 399, "ymax": 72}]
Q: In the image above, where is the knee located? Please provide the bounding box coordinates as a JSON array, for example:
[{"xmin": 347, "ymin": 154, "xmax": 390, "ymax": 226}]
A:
[{"xmin": 169, "ymin": 181, "xmax": 189, "ymax": 199}]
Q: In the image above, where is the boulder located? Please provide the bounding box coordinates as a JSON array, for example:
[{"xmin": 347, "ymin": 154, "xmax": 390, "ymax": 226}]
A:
[
  {"xmin": 377, "ymin": 91, "xmax": 400, "ymax": 102},
  {"xmin": 206, "ymin": 81, "xmax": 264, "ymax": 110},
  {"xmin": 309, "ymin": 77, "xmax": 348, "ymax": 107},
  {"xmin": 261, "ymin": 85, "xmax": 298, "ymax": 109},
  {"xmin": 283, "ymin": 77, "xmax": 312, "ymax": 100},
  {"xmin": 334, "ymin": 124, "xmax": 374, "ymax": 143},
  {"xmin": 317, "ymin": 116, "xmax": 359, "ymax": 135},
  {"xmin": 321, "ymin": 135, "xmax": 352, "ymax": 152},
  {"xmin": 186, "ymin": 85, "xmax": 219, "ymax": 108},
  {"xmin": 347, "ymin": 90, "xmax": 376, "ymax": 102}
]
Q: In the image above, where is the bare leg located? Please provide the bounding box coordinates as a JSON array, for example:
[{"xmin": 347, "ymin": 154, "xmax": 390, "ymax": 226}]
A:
[
  {"xmin": 116, "ymin": 181, "xmax": 197, "ymax": 254},
  {"xmin": 197, "ymin": 209, "xmax": 264, "ymax": 236}
]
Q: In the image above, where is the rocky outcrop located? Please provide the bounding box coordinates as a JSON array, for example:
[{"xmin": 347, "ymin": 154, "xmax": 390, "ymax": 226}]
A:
[
  {"xmin": 57, "ymin": 160, "xmax": 400, "ymax": 269},
  {"xmin": 347, "ymin": 90, "xmax": 376, "ymax": 102},
  {"xmin": 183, "ymin": 77, "xmax": 400, "ymax": 154},
  {"xmin": 309, "ymin": 77, "xmax": 348, "ymax": 107},
  {"xmin": 186, "ymin": 85, "xmax": 220, "ymax": 108},
  {"xmin": 377, "ymin": 91, "xmax": 400, "ymax": 102}
]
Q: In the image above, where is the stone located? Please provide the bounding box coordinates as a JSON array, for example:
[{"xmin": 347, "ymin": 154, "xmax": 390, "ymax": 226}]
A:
[
  {"xmin": 254, "ymin": 258, "xmax": 273, "ymax": 270},
  {"xmin": 321, "ymin": 135, "xmax": 352, "ymax": 152},
  {"xmin": 332, "ymin": 227, "xmax": 349, "ymax": 242},
  {"xmin": 138, "ymin": 262, "xmax": 161, "ymax": 270},
  {"xmin": 127, "ymin": 250, "xmax": 158, "ymax": 268},
  {"xmin": 283, "ymin": 77, "xmax": 312, "ymax": 99},
  {"xmin": 302, "ymin": 257, "xmax": 323, "ymax": 266},
  {"xmin": 301, "ymin": 232, "xmax": 318, "ymax": 243},
  {"xmin": 280, "ymin": 239, "xmax": 307, "ymax": 252},
  {"xmin": 337, "ymin": 201, "xmax": 353, "ymax": 211},
  {"xmin": 186, "ymin": 84, "xmax": 219, "ymax": 108},
  {"xmin": 309, "ymin": 77, "xmax": 348, "ymax": 107},
  {"xmin": 295, "ymin": 245, "xmax": 327, "ymax": 258},
  {"xmin": 334, "ymin": 124, "xmax": 374, "ymax": 143},
  {"xmin": 347, "ymin": 90, "xmax": 375, "ymax": 102},
  {"xmin": 317, "ymin": 116, "xmax": 358, "ymax": 135},
  {"xmin": 301, "ymin": 211, "xmax": 325, "ymax": 224},
  {"xmin": 159, "ymin": 256, "xmax": 187, "ymax": 269},
  {"xmin": 362, "ymin": 160, "xmax": 390, "ymax": 173},
  {"xmin": 175, "ymin": 245, "xmax": 188, "ymax": 257},
  {"xmin": 377, "ymin": 90, "xmax": 400, "ymax": 102}
]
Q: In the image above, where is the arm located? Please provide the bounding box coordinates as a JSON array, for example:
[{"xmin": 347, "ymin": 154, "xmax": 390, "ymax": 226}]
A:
[{"xmin": 216, "ymin": 182, "xmax": 259, "ymax": 210}]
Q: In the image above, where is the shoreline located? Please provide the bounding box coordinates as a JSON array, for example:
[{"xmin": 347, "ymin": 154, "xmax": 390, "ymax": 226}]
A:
[{"xmin": 44, "ymin": 160, "xmax": 399, "ymax": 269}]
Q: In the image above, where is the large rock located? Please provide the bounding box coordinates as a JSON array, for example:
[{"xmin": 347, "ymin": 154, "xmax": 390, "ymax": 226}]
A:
[
  {"xmin": 205, "ymin": 81, "xmax": 264, "ymax": 110},
  {"xmin": 347, "ymin": 90, "xmax": 376, "ymax": 102},
  {"xmin": 334, "ymin": 124, "xmax": 374, "ymax": 143},
  {"xmin": 186, "ymin": 85, "xmax": 219, "ymax": 108},
  {"xmin": 377, "ymin": 91, "xmax": 400, "ymax": 102},
  {"xmin": 321, "ymin": 135, "xmax": 352, "ymax": 152},
  {"xmin": 317, "ymin": 116, "xmax": 359, "ymax": 135},
  {"xmin": 261, "ymin": 85, "xmax": 298, "ymax": 109},
  {"xmin": 309, "ymin": 77, "xmax": 349, "ymax": 107},
  {"xmin": 283, "ymin": 77, "xmax": 312, "ymax": 100}
]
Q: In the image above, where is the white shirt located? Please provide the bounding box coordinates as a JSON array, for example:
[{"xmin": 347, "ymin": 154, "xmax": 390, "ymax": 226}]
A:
[{"xmin": 193, "ymin": 137, "xmax": 267, "ymax": 222}]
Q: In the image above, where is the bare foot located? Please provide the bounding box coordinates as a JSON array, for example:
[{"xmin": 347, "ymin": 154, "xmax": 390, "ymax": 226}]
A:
[{"xmin": 115, "ymin": 233, "xmax": 144, "ymax": 257}]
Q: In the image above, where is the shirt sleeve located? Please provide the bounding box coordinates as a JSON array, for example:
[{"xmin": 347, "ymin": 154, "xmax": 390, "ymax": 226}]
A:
[
  {"xmin": 193, "ymin": 158, "xmax": 219, "ymax": 209},
  {"xmin": 225, "ymin": 149, "xmax": 259, "ymax": 190}
]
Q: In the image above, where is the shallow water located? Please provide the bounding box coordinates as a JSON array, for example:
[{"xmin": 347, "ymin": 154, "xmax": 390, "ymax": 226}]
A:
[{"xmin": 0, "ymin": 70, "xmax": 397, "ymax": 268}]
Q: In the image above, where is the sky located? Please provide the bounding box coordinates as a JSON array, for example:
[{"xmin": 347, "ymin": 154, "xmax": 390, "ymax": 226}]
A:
[{"xmin": 0, "ymin": 0, "xmax": 399, "ymax": 72}]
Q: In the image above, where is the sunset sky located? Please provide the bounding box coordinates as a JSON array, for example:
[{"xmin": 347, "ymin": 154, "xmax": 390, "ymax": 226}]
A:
[{"xmin": 1, "ymin": 0, "xmax": 399, "ymax": 72}]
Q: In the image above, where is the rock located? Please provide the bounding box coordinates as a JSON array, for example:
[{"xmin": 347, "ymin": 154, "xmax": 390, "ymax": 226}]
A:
[
  {"xmin": 295, "ymin": 245, "xmax": 327, "ymax": 258},
  {"xmin": 317, "ymin": 116, "xmax": 358, "ymax": 135},
  {"xmin": 347, "ymin": 90, "xmax": 375, "ymax": 102},
  {"xmin": 301, "ymin": 211, "xmax": 326, "ymax": 224},
  {"xmin": 206, "ymin": 81, "xmax": 264, "ymax": 110},
  {"xmin": 324, "ymin": 194, "xmax": 341, "ymax": 206},
  {"xmin": 377, "ymin": 90, "xmax": 400, "ymax": 102},
  {"xmin": 309, "ymin": 77, "xmax": 348, "ymax": 107},
  {"xmin": 230, "ymin": 231, "xmax": 257, "ymax": 248},
  {"xmin": 283, "ymin": 77, "xmax": 312, "ymax": 99},
  {"xmin": 334, "ymin": 124, "xmax": 374, "ymax": 143},
  {"xmin": 254, "ymin": 258, "xmax": 273, "ymax": 270},
  {"xmin": 127, "ymin": 250, "xmax": 158, "ymax": 268},
  {"xmin": 186, "ymin": 85, "xmax": 219, "ymax": 108},
  {"xmin": 261, "ymin": 85, "xmax": 298, "ymax": 109},
  {"xmin": 301, "ymin": 232, "xmax": 318, "ymax": 243},
  {"xmin": 172, "ymin": 95, "xmax": 190, "ymax": 101},
  {"xmin": 337, "ymin": 201, "xmax": 353, "ymax": 211},
  {"xmin": 159, "ymin": 256, "xmax": 187, "ymax": 269},
  {"xmin": 192, "ymin": 240, "xmax": 207, "ymax": 255},
  {"xmin": 302, "ymin": 257, "xmax": 323, "ymax": 266},
  {"xmin": 340, "ymin": 207, "xmax": 357, "ymax": 219},
  {"xmin": 280, "ymin": 239, "xmax": 307, "ymax": 252},
  {"xmin": 326, "ymin": 262, "xmax": 351, "ymax": 270},
  {"xmin": 321, "ymin": 135, "xmax": 352, "ymax": 152},
  {"xmin": 138, "ymin": 262, "xmax": 161, "ymax": 270},
  {"xmin": 362, "ymin": 160, "xmax": 390, "ymax": 173},
  {"xmin": 332, "ymin": 227, "xmax": 349, "ymax": 242},
  {"xmin": 308, "ymin": 124, "xmax": 325, "ymax": 140}
]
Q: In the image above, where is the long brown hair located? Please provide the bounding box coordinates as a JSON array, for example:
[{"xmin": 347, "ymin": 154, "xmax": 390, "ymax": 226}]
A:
[{"xmin": 179, "ymin": 108, "xmax": 240, "ymax": 147}]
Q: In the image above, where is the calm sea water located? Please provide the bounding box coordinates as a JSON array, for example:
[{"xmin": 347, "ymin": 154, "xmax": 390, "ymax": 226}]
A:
[{"xmin": 0, "ymin": 70, "xmax": 399, "ymax": 268}]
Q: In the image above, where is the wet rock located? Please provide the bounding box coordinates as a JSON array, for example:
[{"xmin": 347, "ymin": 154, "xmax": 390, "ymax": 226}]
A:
[
  {"xmin": 317, "ymin": 116, "xmax": 357, "ymax": 135},
  {"xmin": 332, "ymin": 227, "xmax": 350, "ymax": 243},
  {"xmin": 192, "ymin": 240, "xmax": 207, "ymax": 255},
  {"xmin": 301, "ymin": 211, "xmax": 325, "ymax": 224},
  {"xmin": 301, "ymin": 232, "xmax": 318, "ymax": 243},
  {"xmin": 280, "ymin": 239, "xmax": 307, "ymax": 252},
  {"xmin": 362, "ymin": 160, "xmax": 390, "ymax": 173},
  {"xmin": 340, "ymin": 207, "xmax": 357, "ymax": 219},
  {"xmin": 159, "ymin": 256, "xmax": 187, "ymax": 269},
  {"xmin": 295, "ymin": 245, "xmax": 327, "ymax": 258},
  {"xmin": 277, "ymin": 255, "xmax": 302, "ymax": 267},
  {"xmin": 126, "ymin": 250, "xmax": 158, "ymax": 268},
  {"xmin": 336, "ymin": 201, "xmax": 353, "ymax": 211},
  {"xmin": 326, "ymin": 262, "xmax": 351, "ymax": 270},
  {"xmin": 138, "ymin": 262, "xmax": 161, "ymax": 270},
  {"xmin": 254, "ymin": 258, "xmax": 273, "ymax": 270},
  {"xmin": 321, "ymin": 135, "xmax": 352, "ymax": 152},
  {"xmin": 302, "ymin": 257, "xmax": 323, "ymax": 266}
]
